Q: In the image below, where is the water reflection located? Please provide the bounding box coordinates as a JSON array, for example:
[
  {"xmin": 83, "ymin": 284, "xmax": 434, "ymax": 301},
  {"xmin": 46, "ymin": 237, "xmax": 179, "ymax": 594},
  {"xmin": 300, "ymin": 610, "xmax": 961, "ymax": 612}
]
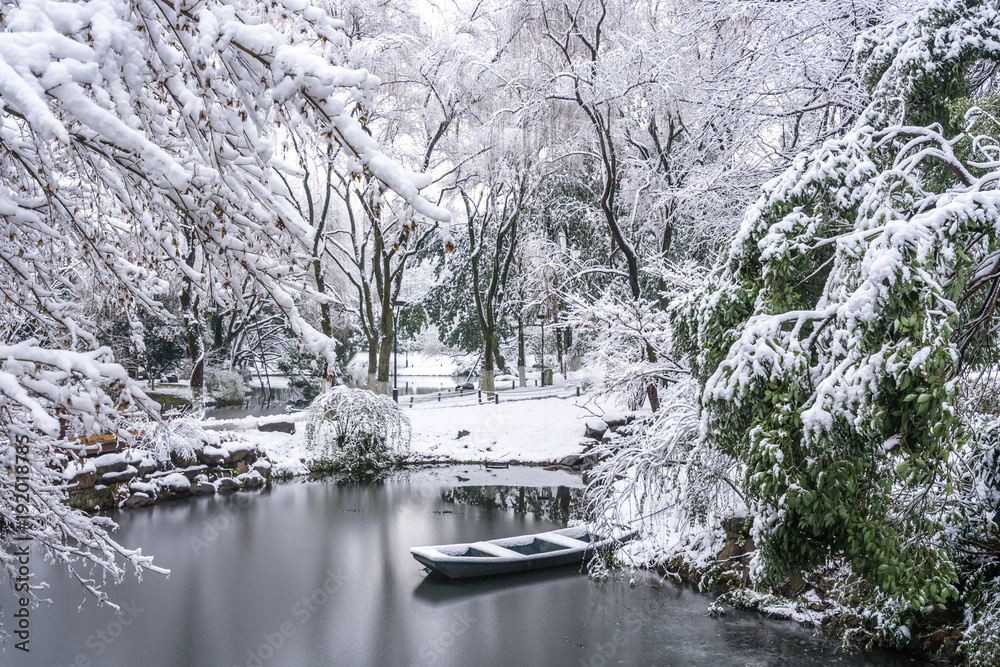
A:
[
  {"xmin": 204, "ymin": 384, "xmax": 295, "ymax": 419},
  {"xmin": 441, "ymin": 484, "xmax": 586, "ymax": 523},
  {"xmin": 3, "ymin": 472, "xmax": 927, "ymax": 667}
]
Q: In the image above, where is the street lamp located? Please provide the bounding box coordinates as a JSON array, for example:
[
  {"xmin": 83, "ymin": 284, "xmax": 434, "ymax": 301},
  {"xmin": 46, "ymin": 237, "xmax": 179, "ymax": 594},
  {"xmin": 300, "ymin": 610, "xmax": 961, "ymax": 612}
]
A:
[
  {"xmin": 538, "ymin": 313, "xmax": 546, "ymax": 387},
  {"xmin": 392, "ymin": 299, "xmax": 407, "ymax": 402}
]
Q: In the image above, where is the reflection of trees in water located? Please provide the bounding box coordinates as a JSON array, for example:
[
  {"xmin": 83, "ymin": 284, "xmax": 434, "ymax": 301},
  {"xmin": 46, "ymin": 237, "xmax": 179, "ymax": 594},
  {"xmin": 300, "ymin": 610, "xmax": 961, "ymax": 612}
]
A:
[{"xmin": 442, "ymin": 486, "xmax": 586, "ymax": 524}]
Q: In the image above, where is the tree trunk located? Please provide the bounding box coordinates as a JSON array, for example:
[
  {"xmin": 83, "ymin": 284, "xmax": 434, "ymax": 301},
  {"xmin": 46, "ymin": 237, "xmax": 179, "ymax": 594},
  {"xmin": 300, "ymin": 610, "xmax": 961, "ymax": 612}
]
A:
[
  {"xmin": 563, "ymin": 327, "xmax": 573, "ymax": 372},
  {"xmin": 376, "ymin": 322, "xmax": 393, "ymax": 396},
  {"xmin": 312, "ymin": 256, "xmax": 335, "ymax": 383},
  {"xmin": 645, "ymin": 342, "xmax": 660, "ymax": 412},
  {"xmin": 494, "ymin": 340, "xmax": 507, "ymax": 376},
  {"xmin": 181, "ymin": 298, "xmax": 204, "ymax": 413},
  {"xmin": 367, "ymin": 345, "xmax": 377, "ymax": 391},
  {"xmin": 212, "ymin": 312, "xmax": 223, "ymax": 350},
  {"xmin": 480, "ymin": 328, "xmax": 496, "ymax": 392}
]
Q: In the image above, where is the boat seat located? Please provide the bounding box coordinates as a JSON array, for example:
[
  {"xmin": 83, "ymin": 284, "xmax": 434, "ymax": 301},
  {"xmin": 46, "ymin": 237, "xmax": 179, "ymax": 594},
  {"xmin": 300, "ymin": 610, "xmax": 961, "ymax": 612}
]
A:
[
  {"xmin": 537, "ymin": 533, "xmax": 590, "ymax": 549},
  {"xmin": 468, "ymin": 541, "xmax": 524, "ymax": 559}
]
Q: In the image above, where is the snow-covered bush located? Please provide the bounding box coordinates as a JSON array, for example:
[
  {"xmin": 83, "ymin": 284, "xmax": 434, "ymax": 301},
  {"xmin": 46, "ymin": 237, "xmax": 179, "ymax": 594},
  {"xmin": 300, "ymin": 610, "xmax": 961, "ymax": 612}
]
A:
[
  {"xmin": 960, "ymin": 577, "xmax": 1000, "ymax": 664},
  {"xmin": 958, "ymin": 369, "xmax": 1000, "ymax": 416},
  {"xmin": 132, "ymin": 416, "xmax": 217, "ymax": 465},
  {"xmin": 586, "ymin": 380, "xmax": 744, "ymax": 576},
  {"xmin": 948, "ymin": 417, "xmax": 1000, "ymax": 660},
  {"xmin": 303, "ymin": 387, "xmax": 411, "ymax": 480},
  {"xmin": 672, "ymin": 0, "xmax": 1000, "ymax": 617}
]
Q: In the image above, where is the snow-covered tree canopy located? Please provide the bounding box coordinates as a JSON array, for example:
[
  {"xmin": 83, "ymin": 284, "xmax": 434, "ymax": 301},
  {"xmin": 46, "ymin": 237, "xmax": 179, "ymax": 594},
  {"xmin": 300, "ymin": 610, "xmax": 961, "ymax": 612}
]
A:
[
  {"xmin": 0, "ymin": 0, "xmax": 448, "ymax": 364},
  {"xmin": 674, "ymin": 0, "xmax": 1000, "ymax": 612},
  {"xmin": 0, "ymin": 0, "xmax": 446, "ymax": 622}
]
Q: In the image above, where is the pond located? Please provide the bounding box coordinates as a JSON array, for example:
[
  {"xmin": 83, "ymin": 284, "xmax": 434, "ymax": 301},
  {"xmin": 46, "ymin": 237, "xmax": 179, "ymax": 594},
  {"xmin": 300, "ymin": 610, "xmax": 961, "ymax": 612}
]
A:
[{"xmin": 5, "ymin": 467, "xmax": 928, "ymax": 666}]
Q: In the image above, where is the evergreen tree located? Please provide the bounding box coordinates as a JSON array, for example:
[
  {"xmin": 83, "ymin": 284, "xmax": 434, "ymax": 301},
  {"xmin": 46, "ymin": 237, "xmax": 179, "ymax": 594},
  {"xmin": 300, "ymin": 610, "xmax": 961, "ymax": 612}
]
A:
[{"xmin": 674, "ymin": 0, "xmax": 1000, "ymax": 615}]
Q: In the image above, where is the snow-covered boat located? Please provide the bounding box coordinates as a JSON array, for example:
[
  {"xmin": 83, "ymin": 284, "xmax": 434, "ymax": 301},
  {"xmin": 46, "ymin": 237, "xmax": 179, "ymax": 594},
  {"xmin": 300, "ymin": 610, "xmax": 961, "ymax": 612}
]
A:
[{"xmin": 410, "ymin": 526, "xmax": 634, "ymax": 579}]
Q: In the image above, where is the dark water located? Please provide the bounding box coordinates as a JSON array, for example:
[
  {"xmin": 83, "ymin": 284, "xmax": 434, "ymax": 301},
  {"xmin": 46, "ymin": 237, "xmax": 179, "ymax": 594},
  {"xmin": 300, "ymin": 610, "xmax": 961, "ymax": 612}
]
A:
[
  {"xmin": 204, "ymin": 384, "xmax": 296, "ymax": 420},
  {"xmin": 396, "ymin": 376, "xmax": 459, "ymax": 396},
  {"xmin": 205, "ymin": 376, "xmax": 456, "ymax": 420},
  {"xmin": 4, "ymin": 472, "xmax": 927, "ymax": 666}
]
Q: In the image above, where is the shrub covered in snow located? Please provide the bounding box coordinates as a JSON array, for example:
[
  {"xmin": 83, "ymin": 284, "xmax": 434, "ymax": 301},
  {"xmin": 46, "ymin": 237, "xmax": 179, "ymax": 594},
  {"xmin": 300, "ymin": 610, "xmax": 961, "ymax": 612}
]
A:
[
  {"xmin": 946, "ymin": 417, "xmax": 1000, "ymax": 661},
  {"xmin": 671, "ymin": 0, "xmax": 1000, "ymax": 619},
  {"xmin": 586, "ymin": 380, "xmax": 743, "ymax": 577},
  {"xmin": 303, "ymin": 387, "xmax": 411, "ymax": 480},
  {"xmin": 133, "ymin": 416, "xmax": 218, "ymax": 464}
]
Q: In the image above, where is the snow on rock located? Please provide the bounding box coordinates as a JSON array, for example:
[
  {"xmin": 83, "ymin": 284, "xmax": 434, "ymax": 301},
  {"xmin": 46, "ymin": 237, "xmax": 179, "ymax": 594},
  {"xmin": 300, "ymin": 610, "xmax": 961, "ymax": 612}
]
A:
[
  {"xmin": 129, "ymin": 481, "xmax": 156, "ymax": 495},
  {"xmin": 102, "ymin": 465, "xmax": 139, "ymax": 485},
  {"xmin": 199, "ymin": 445, "xmax": 227, "ymax": 465},
  {"xmin": 91, "ymin": 452, "xmax": 127, "ymax": 474},
  {"xmin": 222, "ymin": 442, "xmax": 252, "ymax": 463},
  {"xmin": 601, "ymin": 412, "xmax": 627, "ymax": 426},
  {"xmin": 237, "ymin": 471, "xmax": 266, "ymax": 489},
  {"xmin": 216, "ymin": 477, "xmax": 240, "ymax": 492},
  {"xmin": 584, "ymin": 418, "xmax": 609, "ymax": 439},
  {"xmin": 156, "ymin": 473, "xmax": 191, "ymax": 493},
  {"xmin": 63, "ymin": 459, "xmax": 96, "ymax": 480},
  {"xmin": 230, "ymin": 428, "xmax": 307, "ymax": 477}
]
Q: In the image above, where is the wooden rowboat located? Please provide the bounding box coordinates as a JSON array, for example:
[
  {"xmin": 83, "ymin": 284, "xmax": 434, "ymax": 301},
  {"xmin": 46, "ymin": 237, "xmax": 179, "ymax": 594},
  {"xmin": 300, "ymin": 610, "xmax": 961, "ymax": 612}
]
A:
[{"xmin": 410, "ymin": 525, "xmax": 634, "ymax": 579}]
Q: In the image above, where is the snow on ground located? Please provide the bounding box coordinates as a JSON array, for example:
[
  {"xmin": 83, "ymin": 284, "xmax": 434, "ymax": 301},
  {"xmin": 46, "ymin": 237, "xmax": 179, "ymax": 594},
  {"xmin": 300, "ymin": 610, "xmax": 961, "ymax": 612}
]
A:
[
  {"xmin": 225, "ymin": 429, "xmax": 309, "ymax": 478},
  {"xmin": 213, "ymin": 394, "xmax": 628, "ymax": 473},
  {"xmin": 405, "ymin": 395, "xmax": 615, "ymax": 463}
]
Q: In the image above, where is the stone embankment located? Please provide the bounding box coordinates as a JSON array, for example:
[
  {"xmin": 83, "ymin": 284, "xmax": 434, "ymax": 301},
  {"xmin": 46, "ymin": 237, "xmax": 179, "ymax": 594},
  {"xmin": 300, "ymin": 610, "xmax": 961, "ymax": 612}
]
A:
[
  {"xmin": 551, "ymin": 412, "xmax": 636, "ymax": 473},
  {"xmin": 65, "ymin": 418, "xmax": 297, "ymax": 511}
]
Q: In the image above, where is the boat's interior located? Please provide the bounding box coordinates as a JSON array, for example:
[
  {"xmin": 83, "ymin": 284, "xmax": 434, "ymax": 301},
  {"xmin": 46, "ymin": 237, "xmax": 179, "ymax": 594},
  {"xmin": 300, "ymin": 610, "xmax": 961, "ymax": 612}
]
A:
[
  {"xmin": 503, "ymin": 538, "xmax": 570, "ymax": 556},
  {"xmin": 458, "ymin": 547, "xmax": 497, "ymax": 558}
]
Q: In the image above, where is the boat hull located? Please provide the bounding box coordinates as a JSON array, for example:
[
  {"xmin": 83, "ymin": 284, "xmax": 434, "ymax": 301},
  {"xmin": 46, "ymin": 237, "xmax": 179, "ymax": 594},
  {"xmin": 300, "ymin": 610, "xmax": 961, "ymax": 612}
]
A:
[{"xmin": 410, "ymin": 526, "xmax": 632, "ymax": 579}]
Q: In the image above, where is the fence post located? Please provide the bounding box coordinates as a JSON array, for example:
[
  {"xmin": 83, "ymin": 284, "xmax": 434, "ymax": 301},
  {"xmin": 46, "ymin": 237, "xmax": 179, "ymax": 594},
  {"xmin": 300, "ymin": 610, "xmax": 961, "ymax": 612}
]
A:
[
  {"xmin": 495, "ymin": 392, "xmax": 499, "ymax": 405},
  {"xmin": 576, "ymin": 386, "xmax": 580, "ymax": 397}
]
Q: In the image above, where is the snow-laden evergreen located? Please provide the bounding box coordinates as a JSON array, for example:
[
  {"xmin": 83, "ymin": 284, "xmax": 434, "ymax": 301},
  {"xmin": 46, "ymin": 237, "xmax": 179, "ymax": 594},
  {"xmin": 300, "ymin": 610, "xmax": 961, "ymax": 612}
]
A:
[{"xmin": 673, "ymin": 0, "xmax": 1000, "ymax": 625}]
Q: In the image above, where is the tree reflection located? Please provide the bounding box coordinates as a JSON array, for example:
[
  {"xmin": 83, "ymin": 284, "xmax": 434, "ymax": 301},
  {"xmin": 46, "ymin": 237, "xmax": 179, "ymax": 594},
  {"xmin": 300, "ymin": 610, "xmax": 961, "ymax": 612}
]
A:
[{"xmin": 441, "ymin": 486, "xmax": 586, "ymax": 524}]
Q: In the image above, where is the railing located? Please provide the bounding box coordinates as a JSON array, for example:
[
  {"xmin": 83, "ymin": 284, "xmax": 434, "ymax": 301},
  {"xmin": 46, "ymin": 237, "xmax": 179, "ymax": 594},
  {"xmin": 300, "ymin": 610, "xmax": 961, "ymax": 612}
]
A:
[{"xmin": 404, "ymin": 382, "xmax": 581, "ymax": 407}]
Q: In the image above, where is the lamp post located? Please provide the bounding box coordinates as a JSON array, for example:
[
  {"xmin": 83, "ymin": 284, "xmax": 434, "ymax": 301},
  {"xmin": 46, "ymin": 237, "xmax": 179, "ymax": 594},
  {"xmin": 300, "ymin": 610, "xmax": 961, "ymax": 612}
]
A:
[
  {"xmin": 538, "ymin": 313, "xmax": 546, "ymax": 386},
  {"xmin": 392, "ymin": 299, "xmax": 407, "ymax": 402}
]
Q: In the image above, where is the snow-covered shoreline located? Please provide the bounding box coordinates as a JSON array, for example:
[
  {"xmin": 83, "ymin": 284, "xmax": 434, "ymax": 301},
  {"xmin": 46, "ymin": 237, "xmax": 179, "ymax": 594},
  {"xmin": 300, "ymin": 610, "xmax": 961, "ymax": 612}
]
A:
[
  {"xmin": 218, "ymin": 394, "xmax": 631, "ymax": 473},
  {"xmin": 65, "ymin": 395, "xmax": 630, "ymax": 512}
]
